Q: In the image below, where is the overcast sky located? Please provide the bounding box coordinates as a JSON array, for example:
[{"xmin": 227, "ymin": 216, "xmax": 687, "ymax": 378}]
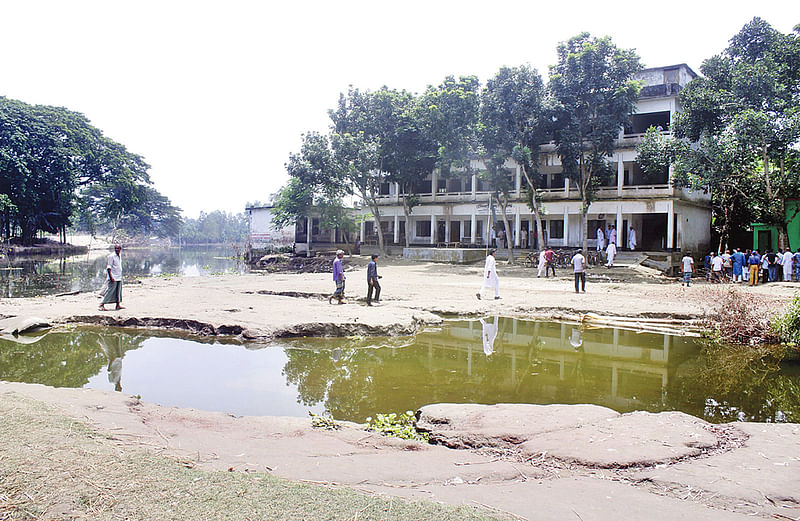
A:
[{"xmin": 2, "ymin": 1, "xmax": 798, "ymax": 217}]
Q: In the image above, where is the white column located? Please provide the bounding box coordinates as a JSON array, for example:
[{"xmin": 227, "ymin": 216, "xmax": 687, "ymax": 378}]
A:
[
  {"xmin": 515, "ymin": 165, "xmax": 521, "ymax": 197},
  {"xmin": 564, "ymin": 177, "xmax": 569, "ymax": 195},
  {"xmin": 431, "ymin": 170, "xmax": 438, "ymax": 200},
  {"xmin": 445, "ymin": 218, "xmax": 450, "ymax": 244},
  {"xmin": 514, "ymin": 209, "xmax": 521, "ymax": 247},
  {"xmin": 394, "ymin": 214, "xmax": 399, "ymax": 244},
  {"xmin": 617, "ymin": 156, "xmax": 625, "ymax": 196},
  {"xmin": 616, "ymin": 206, "xmax": 623, "ymax": 247},
  {"xmin": 330, "ymin": 226, "xmax": 336, "ymax": 243},
  {"xmin": 394, "ymin": 182, "xmax": 400, "ymax": 204},
  {"xmin": 471, "ymin": 174, "xmax": 477, "ymax": 199},
  {"xmin": 430, "ymin": 214, "xmax": 436, "ymax": 245},
  {"xmin": 470, "ymin": 213, "xmax": 477, "ymax": 245},
  {"xmin": 563, "ymin": 207, "xmax": 569, "ymax": 246},
  {"xmin": 667, "ymin": 200, "xmax": 675, "ymax": 249},
  {"xmin": 307, "ymin": 216, "xmax": 312, "ymax": 250},
  {"xmin": 360, "ymin": 218, "xmax": 365, "ymax": 243}
]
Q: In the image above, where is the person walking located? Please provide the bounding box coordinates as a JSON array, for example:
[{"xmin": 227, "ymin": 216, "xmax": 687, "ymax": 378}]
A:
[
  {"xmin": 545, "ymin": 246, "xmax": 556, "ymax": 277},
  {"xmin": 748, "ymin": 249, "xmax": 761, "ymax": 286},
  {"xmin": 537, "ymin": 248, "xmax": 547, "ymax": 278},
  {"xmin": 704, "ymin": 251, "xmax": 713, "ymax": 281},
  {"xmin": 571, "ymin": 250, "xmax": 586, "ymax": 293},
  {"xmin": 767, "ymin": 250, "xmax": 779, "ymax": 282},
  {"xmin": 609, "ymin": 225, "xmax": 617, "ymax": 247},
  {"xmin": 99, "ymin": 244, "xmax": 125, "ymax": 311},
  {"xmin": 366, "ymin": 254, "xmax": 382, "ymax": 306},
  {"xmin": 477, "ymin": 248, "xmax": 500, "ymax": 300},
  {"xmin": 627, "ymin": 226, "xmax": 637, "ymax": 251},
  {"xmin": 681, "ymin": 251, "xmax": 694, "ymax": 286},
  {"xmin": 328, "ymin": 249, "xmax": 346, "ymax": 304},
  {"xmin": 605, "ymin": 240, "xmax": 617, "ymax": 267}
]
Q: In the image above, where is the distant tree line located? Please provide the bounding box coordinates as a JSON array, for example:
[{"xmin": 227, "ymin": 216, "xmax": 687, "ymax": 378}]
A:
[
  {"xmin": 178, "ymin": 211, "xmax": 248, "ymax": 245},
  {"xmin": 276, "ymin": 19, "xmax": 800, "ymax": 259},
  {"xmin": 0, "ymin": 97, "xmax": 181, "ymax": 245}
]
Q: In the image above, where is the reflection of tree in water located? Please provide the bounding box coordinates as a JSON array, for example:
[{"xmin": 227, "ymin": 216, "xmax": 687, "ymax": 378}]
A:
[
  {"xmin": 670, "ymin": 341, "xmax": 800, "ymax": 422},
  {"xmin": 0, "ymin": 329, "xmax": 146, "ymax": 389}
]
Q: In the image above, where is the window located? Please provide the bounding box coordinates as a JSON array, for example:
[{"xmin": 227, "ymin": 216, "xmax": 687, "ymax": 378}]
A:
[
  {"xmin": 549, "ymin": 219, "xmax": 564, "ymax": 239},
  {"xmin": 551, "ymin": 173, "xmax": 564, "ymax": 188},
  {"xmin": 463, "ymin": 220, "xmax": 471, "ymax": 238},
  {"xmin": 476, "ymin": 219, "xmax": 483, "ymax": 239},
  {"xmin": 379, "ymin": 182, "xmax": 391, "ymax": 195},
  {"xmin": 437, "ymin": 179, "xmax": 447, "ymax": 193},
  {"xmin": 416, "ymin": 220, "xmax": 431, "ymax": 237},
  {"xmin": 626, "ymin": 111, "xmax": 670, "ymax": 135},
  {"xmin": 312, "ymin": 218, "xmax": 320, "ymax": 236},
  {"xmin": 664, "ymin": 67, "xmax": 679, "ymax": 84}
]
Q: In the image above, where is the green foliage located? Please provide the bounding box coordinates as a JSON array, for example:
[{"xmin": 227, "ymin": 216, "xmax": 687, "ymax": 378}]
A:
[
  {"xmin": 772, "ymin": 295, "xmax": 800, "ymax": 346},
  {"xmin": 364, "ymin": 411, "xmax": 429, "ymax": 442},
  {"xmin": 178, "ymin": 211, "xmax": 247, "ymax": 245},
  {"xmin": 308, "ymin": 411, "xmax": 341, "ymax": 430},
  {"xmin": 0, "ymin": 96, "xmax": 180, "ymax": 244}
]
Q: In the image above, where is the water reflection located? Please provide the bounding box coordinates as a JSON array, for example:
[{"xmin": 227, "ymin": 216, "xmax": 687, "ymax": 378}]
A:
[
  {"xmin": 0, "ymin": 246, "xmax": 247, "ymax": 298},
  {"xmin": 0, "ymin": 321, "xmax": 797, "ymax": 424}
]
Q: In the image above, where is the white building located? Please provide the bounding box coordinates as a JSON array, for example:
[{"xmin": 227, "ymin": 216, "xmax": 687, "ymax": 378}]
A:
[
  {"xmin": 360, "ymin": 64, "xmax": 711, "ymax": 254},
  {"xmin": 244, "ymin": 205, "xmax": 295, "ymax": 250}
]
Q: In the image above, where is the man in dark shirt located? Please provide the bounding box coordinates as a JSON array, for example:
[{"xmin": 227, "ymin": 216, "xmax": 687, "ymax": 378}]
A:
[
  {"xmin": 748, "ymin": 249, "xmax": 761, "ymax": 285},
  {"xmin": 767, "ymin": 250, "xmax": 779, "ymax": 282},
  {"xmin": 366, "ymin": 254, "xmax": 382, "ymax": 306}
]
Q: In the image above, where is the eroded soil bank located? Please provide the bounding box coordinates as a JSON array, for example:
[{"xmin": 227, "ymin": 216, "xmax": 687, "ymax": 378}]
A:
[{"xmin": 2, "ymin": 260, "xmax": 799, "ymax": 520}]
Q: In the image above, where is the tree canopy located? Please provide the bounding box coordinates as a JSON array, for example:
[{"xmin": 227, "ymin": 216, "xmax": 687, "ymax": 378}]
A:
[{"xmin": 0, "ymin": 96, "xmax": 181, "ymax": 245}]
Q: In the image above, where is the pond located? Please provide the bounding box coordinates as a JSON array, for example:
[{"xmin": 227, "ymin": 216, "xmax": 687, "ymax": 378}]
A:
[
  {"xmin": 1, "ymin": 319, "xmax": 797, "ymax": 424},
  {"xmin": 0, "ymin": 245, "xmax": 247, "ymax": 298}
]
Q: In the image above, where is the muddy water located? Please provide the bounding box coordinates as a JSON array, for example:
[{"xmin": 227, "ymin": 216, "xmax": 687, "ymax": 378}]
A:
[
  {"xmin": 0, "ymin": 245, "xmax": 246, "ymax": 298},
  {"xmin": 1, "ymin": 319, "xmax": 797, "ymax": 423}
]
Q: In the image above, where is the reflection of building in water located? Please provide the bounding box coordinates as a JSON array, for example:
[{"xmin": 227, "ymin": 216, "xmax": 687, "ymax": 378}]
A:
[{"xmin": 414, "ymin": 318, "xmax": 696, "ymax": 412}]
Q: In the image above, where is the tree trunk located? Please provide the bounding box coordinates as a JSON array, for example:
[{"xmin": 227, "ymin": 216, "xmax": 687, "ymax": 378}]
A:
[
  {"xmin": 365, "ymin": 196, "xmax": 386, "ymax": 255},
  {"xmin": 496, "ymin": 194, "xmax": 515, "ymax": 265},
  {"xmin": 401, "ymin": 191, "xmax": 412, "ymax": 248},
  {"xmin": 519, "ymin": 166, "xmax": 545, "ymax": 249}
]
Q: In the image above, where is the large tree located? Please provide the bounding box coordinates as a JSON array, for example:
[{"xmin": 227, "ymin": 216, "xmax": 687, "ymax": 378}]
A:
[
  {"xmin": 481, "ymin": 65, "xmax": 550, "ymax": 254},
  {"xmin": 549, "ymin": 33, "xmax": 642, "ymax": 254},
  {"xmin": 674, "ymin": 18, "xmax": 800, "ymax": 248}
]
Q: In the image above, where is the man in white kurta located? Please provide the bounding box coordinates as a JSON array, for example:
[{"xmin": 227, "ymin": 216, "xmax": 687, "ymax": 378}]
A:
[
  {"xmin": 627, "ymin": 227, "xmax": 637, "ymax": 250},
  {"xmin": 99, "ymin": 244, "xmax": 124, "ymax": 311},
  {"xmin": 606, "ymin": 241, "xmax": 617, "ymax": 267},
  {"xmin": 596, "ymin": 226, "xmax": 605, "ymax": 251},
  {"xmin": 477, "ymin": 248, "xmax": 500, "ymax": 299},
  {"xmin": 537, "ymin": 249, "xmax": 547, "ymax": 278},
  {"xmin": 783, "ymin": 249, "xmax": 794, "ymax": 282}
]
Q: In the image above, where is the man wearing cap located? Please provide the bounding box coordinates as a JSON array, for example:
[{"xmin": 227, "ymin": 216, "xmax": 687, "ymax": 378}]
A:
[
  {"xmin": 476, "ymin": 248, "xmax": 500, "ymax": 300},
  {"xmin": 328, "ymin": 250, "xmax": 346, "ymax": 304},
  {"xmin": 366, "ymin": 254, "xmax": 382, "ymax": 306},
  {"xmin": 99, "ymin": 244, "xmax": 125, "ymax": 311}
]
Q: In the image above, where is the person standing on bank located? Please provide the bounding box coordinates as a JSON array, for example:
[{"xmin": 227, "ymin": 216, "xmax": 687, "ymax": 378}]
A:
[
  {"xmin": 328, "ymin": 249, "xmax": 346, "ymax": 304},
  {"xmin": 99, "ymin": 244, "xmax": 124, "ymax": 311},
  {"xmin": 571, "ymin": 250, "xmax": 586, "ymax": 293},
  {"xmin": 366, "ymin": 254, "xmax": 382, "ymax": 306},
  {"xmin": 605, "ymin": 240, "xmax": 617, "ymax": 267},
  {"xmin": 596, "ymin": 226, "xmax": 605, "ymax": 252},
  {"xmin": 681, "ymin": 251, "xmax": 694, "ymax": 287},
  {"xmin": 477, "ymin": 248, "xmax": 500, "ymax": 300},
  {"xmin": 748, "ymin": 249, "xmax": 761, "ymax": 285}
]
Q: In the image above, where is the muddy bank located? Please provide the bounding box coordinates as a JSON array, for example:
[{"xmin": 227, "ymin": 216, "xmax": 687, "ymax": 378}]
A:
[
  {"xmin": 2, "ymin": 382, "xmax": 797, "ymax": 520},
  {"xmin": 1, "ymin": 259, "xmax": 795, "ymax": 343}
]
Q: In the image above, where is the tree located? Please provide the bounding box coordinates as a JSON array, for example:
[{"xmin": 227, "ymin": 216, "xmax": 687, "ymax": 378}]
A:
[
  {"xmin": 674, "ymin": 18, "xmax": 800, "ymax": 248},
  {"xmin": 481, "ymin": 65, "xmax": 550, "ymax": 255},
  {"xmin": 549, "ymin": 33, "xmax": 642, "ymax": 254},
  {"xmin": 477, "ymin": 154, "xmax": 517, "ymax": 263}
]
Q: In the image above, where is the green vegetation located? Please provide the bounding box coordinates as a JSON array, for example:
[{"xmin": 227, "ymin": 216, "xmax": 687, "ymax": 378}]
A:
[
  {"xmin": 0, "ymin": 97, "xmax": 181, "ymax": 245},
  {"xmin": 365, "ymin": 411, "xmax": 430, "ymax": 442},
  {"xmin": 772, "ymin": 295, "xmax": 800, "ymax": 346},
  {"xmin": 178, "ymin": 210, "xmax": 248, "ymax": 245}
]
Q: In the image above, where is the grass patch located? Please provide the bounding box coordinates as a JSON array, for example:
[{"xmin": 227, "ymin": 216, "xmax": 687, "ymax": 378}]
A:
[{"xmin": 0, "ymin": 393, "xmax": 504, "ymax": 521}]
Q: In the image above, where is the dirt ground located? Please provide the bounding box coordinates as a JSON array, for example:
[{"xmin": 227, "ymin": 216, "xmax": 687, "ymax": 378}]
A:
[{"xmin": 1, "ymin": 257, "xmax": 799, "ymax": 520}]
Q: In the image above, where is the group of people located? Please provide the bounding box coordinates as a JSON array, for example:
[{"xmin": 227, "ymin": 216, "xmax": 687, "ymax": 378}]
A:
[
  {"xmin": 328, "ymin": 249, "xmax": 383, "ymax": 305},
  {"xmin": 478, "ymin": 247, "xmax": 588, "ymax": 298},
  {"xmin": 596, "ymin": 224, "xmax": 637, "ymax": 267},
  {"xmin": 700, "ymin": 247, "xmax": 800, "ymax": 285}
]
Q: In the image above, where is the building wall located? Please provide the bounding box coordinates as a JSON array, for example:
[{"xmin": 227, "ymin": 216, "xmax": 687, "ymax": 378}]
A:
[
  {"xmin": 676, "ymin": 203, "xmax": 712, "ymax": 254},
  {"xmin": 246, "ymin": 207, "xmax": 294, "ymax": 248}
]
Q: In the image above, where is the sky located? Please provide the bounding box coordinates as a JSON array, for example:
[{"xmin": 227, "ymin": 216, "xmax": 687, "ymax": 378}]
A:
[{"xmin": 2, "ymin": 1, "xmax": 799, "ymax": 218}]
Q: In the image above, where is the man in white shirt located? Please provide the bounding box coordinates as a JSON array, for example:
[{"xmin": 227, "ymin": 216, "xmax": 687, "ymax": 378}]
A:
[
  {"xmin": 477, "ymin": 248, "xmax": 500, "ymax": 300},
  {"xmin": 606, "ymin": 240, "xmax": 617, "ymax": 267},
  {"xmin": 627, "ymin": 226, "xmax": 637, "ymax": 250},
  {"xmin": 596, "ymin": 226, "xmax": 605, "ymax": 251},
  {"xmin": 99, "ymin": 244, "xmax": 125, "ymax": 311},
  {"xmin": 571, "ymin": 250, "xmax": 586, "ymax": 293},
  {"xmin": 537, "ymin": 249, "xmax": 547, "ymax": 278},
  {"xmin": 681, "ymin": 251, "xmax": 695, "ymax": 287},
  {"xmin": 711, "ymin": 253, "xmax": 724, "ymax": 283},
  {"xmin": 783, "ymin": 248, "xmax": 794, "ymax": 282}
]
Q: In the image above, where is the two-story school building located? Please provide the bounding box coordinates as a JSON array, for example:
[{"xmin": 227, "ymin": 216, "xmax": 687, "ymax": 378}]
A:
[{"xmin": 356, "ymin": 64, "xmax": 711, "ymax": 256}]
